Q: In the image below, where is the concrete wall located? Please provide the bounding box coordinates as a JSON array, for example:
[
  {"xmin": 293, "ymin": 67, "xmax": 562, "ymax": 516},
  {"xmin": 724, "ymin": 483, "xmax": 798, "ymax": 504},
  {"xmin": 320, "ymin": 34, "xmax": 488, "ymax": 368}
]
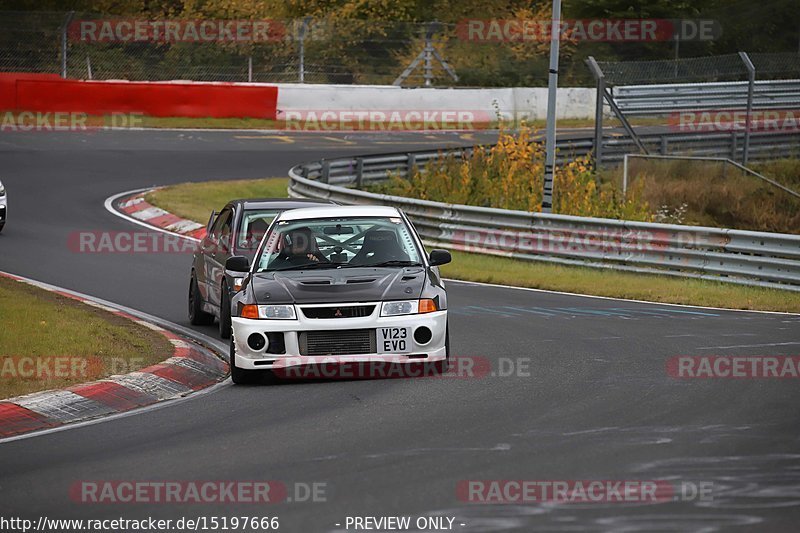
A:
[{"xmin": 275, "ymin": 83, "xmax": 596, "ymax": 121}]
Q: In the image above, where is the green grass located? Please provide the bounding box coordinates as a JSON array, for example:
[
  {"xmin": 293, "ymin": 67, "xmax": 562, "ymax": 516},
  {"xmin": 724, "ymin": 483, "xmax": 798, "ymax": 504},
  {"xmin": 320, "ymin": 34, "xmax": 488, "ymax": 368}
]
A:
[
  {"xmin": 138, "ymin": 116, "xmax": 281, "ymax": 130},
  {"xmin": 0, "ymin": 277, "xmax": 173, "ymax": 399},
  {"xmin": 147, "ymin": 178, "xmax": 800, "ymax": 313},
  {"xmin": 135, "ymin": 115, "xmax": 666, "ymax": 131},
  {"xmin": 599, "ymin": 158, "xmax": 800, "ymax": 234},
  {"xmin": 145, "ymin": 178, "xmax": 290, "ymax": 223},
  {"xmin": 0, "ymin": 112, "xmax": 667, "ymax": 132},
  {"xmin": 441, "ymin": 250, "xmax": 800, "ymax": 313}
]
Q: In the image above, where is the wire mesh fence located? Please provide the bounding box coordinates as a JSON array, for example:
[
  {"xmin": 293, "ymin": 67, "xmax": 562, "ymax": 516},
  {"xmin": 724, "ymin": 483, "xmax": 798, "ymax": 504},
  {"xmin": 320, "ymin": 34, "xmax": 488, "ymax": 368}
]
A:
[
  {"xmin": 596, "ymin": 54, "xmax": 751, "ymax": 86},
  {"xmin": 1, "ymin": 10, "xmax": 798, "ymax": 88},
  {"xmin": 0, "ymin": 11, "xmax": 478, "ymax": 85}
]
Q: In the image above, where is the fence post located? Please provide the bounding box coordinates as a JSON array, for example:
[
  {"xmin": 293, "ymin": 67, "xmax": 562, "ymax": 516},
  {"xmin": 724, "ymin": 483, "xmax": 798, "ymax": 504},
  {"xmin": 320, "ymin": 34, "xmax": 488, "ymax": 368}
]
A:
[
  {"xmin": 739, "ymin": 51, "xmax": 756, "ymax": 165},
  {"xmin": 660, "ymin": 136, "xmax": 668, "ymax": 155},
  {"xmin": 541, "ymin": 0, "xmax": 562, "ymax": 214},
  {"xmin": 731, "ymin": 131, "xmax": 738, "ymax": 160},
  {"xmin": 622, "ymin": 154, "xmax": 629, "ymax": 197},
  {"xmin": 355, "ymin": 158, "xmax": 364, "ymax": 188},
  {"xmin": 60, "ymin": 11, "xmax": 75, "ymax": 79},
  {"xmin": 298, "ymin": 17, "xmax": 311, "ymax": 83},
  {"xmin": 407, "ymin": 153, "xmax": 417, "ymax": 177},
  {"xmin": 586, "ymin": 56, "xmax": 604, "ymax": 169},
  {"xmin": 321, "ymin": 160, "xmax": 330, "ymax": 183},
  {"xmin": 248, "ymin": 56, "xmax": 253, "ymax": 82}
]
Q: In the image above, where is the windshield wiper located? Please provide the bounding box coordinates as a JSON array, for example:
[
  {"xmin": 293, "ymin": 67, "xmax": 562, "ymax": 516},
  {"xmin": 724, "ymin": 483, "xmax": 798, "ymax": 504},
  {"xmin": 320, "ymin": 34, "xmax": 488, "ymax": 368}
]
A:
[
  {"xmin": 270, "ymin": 262, "xmax": 341, "ymax": 272},
  {"xmin": 366, "ymin": 260, "xmax": 423, "ymax": 268}
]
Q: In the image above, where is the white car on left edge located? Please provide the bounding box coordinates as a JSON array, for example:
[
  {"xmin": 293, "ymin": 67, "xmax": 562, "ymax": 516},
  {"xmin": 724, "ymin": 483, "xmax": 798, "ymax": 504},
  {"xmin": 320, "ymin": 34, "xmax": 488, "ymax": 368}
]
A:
[
  {"xmin": 0, "ymin": 179, "xmax": 6, "ymax": 233},
  {"xmin": 225, "ymin": 205, "xmax": 452, "ymax": 384}
]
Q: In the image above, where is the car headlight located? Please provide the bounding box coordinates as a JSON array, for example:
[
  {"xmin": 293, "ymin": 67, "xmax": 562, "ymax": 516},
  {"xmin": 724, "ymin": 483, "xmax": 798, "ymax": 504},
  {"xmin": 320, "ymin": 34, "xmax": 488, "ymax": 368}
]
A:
[
  {"xmin": 380, "ymin": 299, "xmax": 438, "ymax": 317},
  {"xmin": 240, "ymin": 304, "xmax": 296, "ymax": 320},
  {"xmin": 0, "ymin": 183, "xmax": 5, "ymax": 197}
]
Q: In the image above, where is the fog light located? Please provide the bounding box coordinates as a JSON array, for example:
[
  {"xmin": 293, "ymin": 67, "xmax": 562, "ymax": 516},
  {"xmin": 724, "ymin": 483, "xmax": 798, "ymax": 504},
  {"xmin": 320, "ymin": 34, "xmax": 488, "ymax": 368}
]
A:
[
  {"xmin": 414, "ymin": 326, "xmax": 432, "ymax": 345},
  {"xmin": 247, "ymin": 333, "xmax": 267, "ymax": 351}
]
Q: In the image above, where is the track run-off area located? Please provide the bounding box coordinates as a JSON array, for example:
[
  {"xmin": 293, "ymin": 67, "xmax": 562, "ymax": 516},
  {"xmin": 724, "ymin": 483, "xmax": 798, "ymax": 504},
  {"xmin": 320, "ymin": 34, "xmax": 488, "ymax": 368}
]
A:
[{"xmin": 1, "ymin": 129, "xmax": 799, "ymax": 532}]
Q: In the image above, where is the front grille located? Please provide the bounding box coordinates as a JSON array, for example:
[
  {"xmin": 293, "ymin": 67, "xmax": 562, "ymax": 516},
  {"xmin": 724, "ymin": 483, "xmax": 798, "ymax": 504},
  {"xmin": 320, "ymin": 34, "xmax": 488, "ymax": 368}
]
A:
[
  {"xmin": 299, "ymin": 329, "xmax": 376, "ymax": 356},
  {"xmin": 302, "ymin": 305, "xmax": 375, "ymax": 319}
]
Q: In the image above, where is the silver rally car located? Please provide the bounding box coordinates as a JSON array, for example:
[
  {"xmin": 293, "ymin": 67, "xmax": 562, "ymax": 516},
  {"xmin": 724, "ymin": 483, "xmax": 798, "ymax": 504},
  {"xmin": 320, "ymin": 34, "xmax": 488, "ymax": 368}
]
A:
[{"xmin": 225, "ymin": 205, "xmax": 452, "ymax": 384}]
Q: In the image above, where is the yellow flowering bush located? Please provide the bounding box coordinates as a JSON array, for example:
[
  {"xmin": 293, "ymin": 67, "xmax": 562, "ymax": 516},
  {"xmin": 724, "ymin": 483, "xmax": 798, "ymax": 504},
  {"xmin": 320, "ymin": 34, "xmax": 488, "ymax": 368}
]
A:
[{"xmin": 385, "ymin": 124, "xmax": 651, "ymax": 221}]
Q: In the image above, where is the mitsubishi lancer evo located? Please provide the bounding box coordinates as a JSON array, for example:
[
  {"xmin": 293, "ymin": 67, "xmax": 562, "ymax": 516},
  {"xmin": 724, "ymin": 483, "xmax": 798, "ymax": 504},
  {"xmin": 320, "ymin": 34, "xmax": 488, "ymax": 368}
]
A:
[{"xmin": 225, "ymin": 205, "xmax": 452, "ymax": 384}]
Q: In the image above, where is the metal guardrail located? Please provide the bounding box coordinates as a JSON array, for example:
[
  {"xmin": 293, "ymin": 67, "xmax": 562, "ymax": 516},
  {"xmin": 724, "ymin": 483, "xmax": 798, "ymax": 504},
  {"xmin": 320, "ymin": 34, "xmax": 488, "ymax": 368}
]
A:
[
  {"xmin": 587, "ymin": 53, "xmax": 800, "ymax": 165},
  {"xmin": 614, "ymin": 79, "xmax": 800, "ymax": 115},
  {"xmin": 598, "ymin": 129, "xmax": 800, "ymax": 164},
  {"xmin": 288, "ymin": 147, "xmax": 800, "ymax": 292}
]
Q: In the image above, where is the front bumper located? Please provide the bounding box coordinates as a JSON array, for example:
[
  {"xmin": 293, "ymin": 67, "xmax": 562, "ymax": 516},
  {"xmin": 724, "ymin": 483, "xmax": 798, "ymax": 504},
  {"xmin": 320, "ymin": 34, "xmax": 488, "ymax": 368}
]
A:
[{"xmin": 231, "ymin": 303, "xmax": 447, "ymax": 371}]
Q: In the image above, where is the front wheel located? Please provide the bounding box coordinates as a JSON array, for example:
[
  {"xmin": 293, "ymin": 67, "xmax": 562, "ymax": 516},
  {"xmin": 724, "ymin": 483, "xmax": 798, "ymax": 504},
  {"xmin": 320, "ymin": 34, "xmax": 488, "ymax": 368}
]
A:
[
  {"xmin": 189, "ymin": 273, "xmax": 214, "ymax": 326},
  {"xmin": 219, "ymin": 283, "xmax": 232, "ymax": 339},
  {"xmin": 230, "ymin": 337, "xmax": 255, "ymax": 384}
]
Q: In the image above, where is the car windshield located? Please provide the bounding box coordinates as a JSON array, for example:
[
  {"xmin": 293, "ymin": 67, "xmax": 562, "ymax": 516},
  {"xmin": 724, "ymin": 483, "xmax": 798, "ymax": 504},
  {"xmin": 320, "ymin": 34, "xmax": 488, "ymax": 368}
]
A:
[
  {"xmin": 238, "ymin": 209, "xmax": 281, "ymax": 249},
  {"xmin": 255, "ymin": 216, "xmax": 422, "ymax": 272}
]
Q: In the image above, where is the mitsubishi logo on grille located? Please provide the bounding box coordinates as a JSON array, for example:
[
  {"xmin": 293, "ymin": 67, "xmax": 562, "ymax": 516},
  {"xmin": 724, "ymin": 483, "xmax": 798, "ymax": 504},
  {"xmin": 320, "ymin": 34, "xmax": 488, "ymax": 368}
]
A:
[{"xmin": 334, "ymin": 308, "xmax": 343, "ymax": 317}]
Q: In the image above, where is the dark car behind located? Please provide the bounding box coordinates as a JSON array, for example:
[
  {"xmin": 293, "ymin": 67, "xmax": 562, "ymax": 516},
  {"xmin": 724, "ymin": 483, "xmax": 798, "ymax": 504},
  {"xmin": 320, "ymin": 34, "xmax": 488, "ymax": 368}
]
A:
[{"xmin": 189, "ymin": 198, "xmax": 334, "ymax": 337}]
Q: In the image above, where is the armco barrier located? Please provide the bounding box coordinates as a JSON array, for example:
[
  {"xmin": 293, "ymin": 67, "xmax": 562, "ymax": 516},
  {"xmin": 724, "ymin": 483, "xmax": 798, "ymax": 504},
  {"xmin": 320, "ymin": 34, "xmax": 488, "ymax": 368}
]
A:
[
  {"xmin": 0, "ymin": 73, "xmax": 278, "ymax": 119},
  {"xmin": 288, "ymin": 149, "xmax": 800, "ymax": 292}
]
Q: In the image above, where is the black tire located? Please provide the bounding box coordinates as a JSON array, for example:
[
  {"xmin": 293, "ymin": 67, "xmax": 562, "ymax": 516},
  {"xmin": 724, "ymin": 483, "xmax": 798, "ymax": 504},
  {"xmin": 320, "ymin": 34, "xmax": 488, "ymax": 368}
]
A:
[
  {"xmin": 219, "ymin": 283, "xmax": 232, "ymax": 339},
  {"xmin": 432, "ymin": 323, "xmax": 450, "ymax": 374},
  {"xmin": 189, "ymin": 273, "xmax": 214, "ymax": 326},
  {"xmin": 230, "ymin": 337, "xmax": 255, "ymax": 384}
]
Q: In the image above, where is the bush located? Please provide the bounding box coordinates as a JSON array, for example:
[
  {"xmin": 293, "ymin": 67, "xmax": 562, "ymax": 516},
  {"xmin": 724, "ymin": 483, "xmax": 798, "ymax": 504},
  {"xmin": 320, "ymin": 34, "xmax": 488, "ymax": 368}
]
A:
[{"xmin": 382, "ymin": 124, "xmax": 652, "ymax": 220}]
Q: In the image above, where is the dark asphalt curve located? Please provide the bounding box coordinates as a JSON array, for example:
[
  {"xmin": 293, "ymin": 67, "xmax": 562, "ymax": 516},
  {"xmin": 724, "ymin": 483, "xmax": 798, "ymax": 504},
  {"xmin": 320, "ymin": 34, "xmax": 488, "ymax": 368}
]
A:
[{"xmin": 1, "ymin": 129, "xmax": 799, "ymax": 533}]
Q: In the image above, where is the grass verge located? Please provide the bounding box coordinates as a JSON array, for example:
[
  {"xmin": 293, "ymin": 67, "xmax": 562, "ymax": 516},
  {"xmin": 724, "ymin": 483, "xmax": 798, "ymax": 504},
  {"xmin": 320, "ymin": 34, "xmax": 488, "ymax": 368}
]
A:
[
  {"xmin": 0, "ymin": 276, "xmax": 173, "ymax": 399},
  {"xmin": 133, "ymin": 115, "xmax": 666, "ymax": 131},
  {"xmin": 147, "ymin": 178, "xmax": 800, "ymax": 313},
  {"xmin": 0, "ymin": 112, "xmax": 667, "ymax": 132},
  {"xmin": 144, "ymin": 178, "xmax": 290, "ymax": 223}
]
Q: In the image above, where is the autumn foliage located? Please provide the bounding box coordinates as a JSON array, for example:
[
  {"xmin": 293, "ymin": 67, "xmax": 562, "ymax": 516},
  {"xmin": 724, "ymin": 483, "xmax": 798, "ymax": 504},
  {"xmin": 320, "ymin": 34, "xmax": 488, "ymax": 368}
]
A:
[{"xmin": 383, "ymin": 124, "xmax": 651, "ymax": 220}]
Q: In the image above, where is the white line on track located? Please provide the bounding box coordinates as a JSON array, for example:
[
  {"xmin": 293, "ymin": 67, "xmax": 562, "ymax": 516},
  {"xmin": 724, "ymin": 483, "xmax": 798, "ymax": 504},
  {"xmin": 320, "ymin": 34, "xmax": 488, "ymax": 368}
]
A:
[
  {"xmin": 104, "ymin": 188, "xmax": 201, "ymax": 242},
  {"xmin": 445, "ymin": 279, "xmax": 800, "ymax": 316},
  {"xmin": 696, "ymin": 341, "xmax": 800, "ymax": 350}
]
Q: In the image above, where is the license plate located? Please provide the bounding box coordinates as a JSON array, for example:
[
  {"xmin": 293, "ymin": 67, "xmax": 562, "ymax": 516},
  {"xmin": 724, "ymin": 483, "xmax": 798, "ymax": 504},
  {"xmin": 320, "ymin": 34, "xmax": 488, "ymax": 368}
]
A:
[{"xmin": 377, "ymin": 327, "xmax": 411, "ymax": 354}]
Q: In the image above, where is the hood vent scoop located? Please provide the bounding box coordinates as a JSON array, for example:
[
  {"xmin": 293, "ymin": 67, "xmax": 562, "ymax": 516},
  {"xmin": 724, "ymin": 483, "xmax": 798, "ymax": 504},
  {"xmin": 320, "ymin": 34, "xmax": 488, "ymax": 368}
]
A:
[
  {"xmin": 346, "ymin": 278, "xmax": 376, "ymax": 284},
  {"xmin": 300, "ymin": 280, "xmax": 331, "ymax": 285}
]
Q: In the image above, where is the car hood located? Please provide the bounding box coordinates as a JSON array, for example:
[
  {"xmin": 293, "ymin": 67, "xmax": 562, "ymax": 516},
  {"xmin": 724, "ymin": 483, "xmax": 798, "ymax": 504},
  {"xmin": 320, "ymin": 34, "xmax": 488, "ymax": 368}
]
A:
[{"xmin": 250, "ymin": 267, "xmax": 426, "ymax": 304}]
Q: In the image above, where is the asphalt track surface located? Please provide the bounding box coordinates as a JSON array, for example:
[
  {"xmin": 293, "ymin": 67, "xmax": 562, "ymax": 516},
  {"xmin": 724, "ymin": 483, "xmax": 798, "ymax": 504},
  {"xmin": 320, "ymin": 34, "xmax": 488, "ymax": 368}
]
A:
[{"xmin": 1, "ymin": 129, "xmax": 799, "ymax": 532}]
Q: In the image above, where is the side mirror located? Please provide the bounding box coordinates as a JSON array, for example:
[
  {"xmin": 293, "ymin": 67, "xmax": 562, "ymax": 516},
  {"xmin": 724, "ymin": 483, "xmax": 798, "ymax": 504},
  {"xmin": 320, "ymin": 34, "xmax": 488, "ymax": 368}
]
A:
[
  {"xmin": 225, "ymin": 255, "xmax": 250, "ymax": 273},
  {"xmin": 206, "ymin": 210, "xmax": 217, "ymax": 232},
  {"xmin": 429, "ymin": 249, "xmax": 451, "ymax": 267}
]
